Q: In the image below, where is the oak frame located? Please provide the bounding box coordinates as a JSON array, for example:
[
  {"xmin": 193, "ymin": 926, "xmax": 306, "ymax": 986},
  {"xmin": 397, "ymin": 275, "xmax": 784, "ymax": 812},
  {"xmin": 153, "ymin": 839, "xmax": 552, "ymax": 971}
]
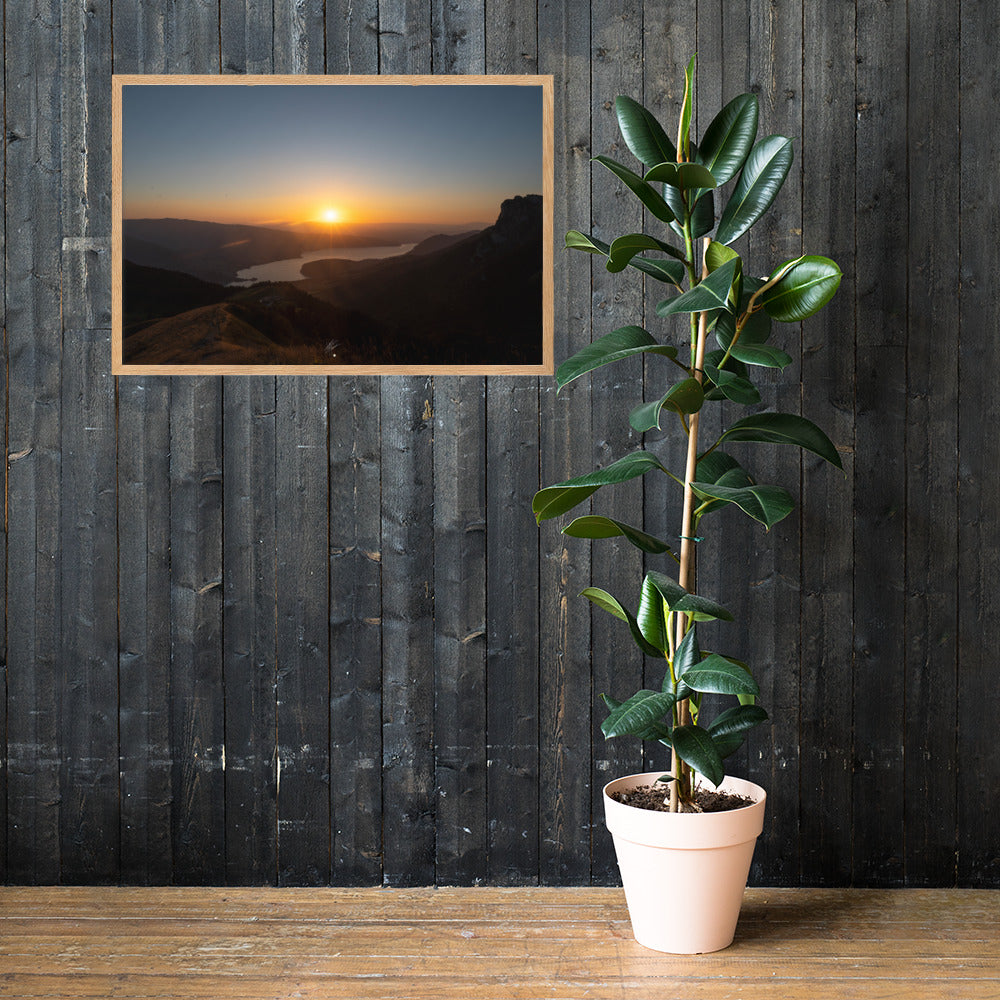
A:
[{"xmin": 112, "ymin": 74, "xmax": 554, "ymax": 375}]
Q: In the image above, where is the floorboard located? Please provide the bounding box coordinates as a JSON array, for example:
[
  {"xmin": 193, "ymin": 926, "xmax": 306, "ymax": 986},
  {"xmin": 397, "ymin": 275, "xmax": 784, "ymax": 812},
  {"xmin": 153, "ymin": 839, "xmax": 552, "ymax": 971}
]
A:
[{"xmin": 0, "ymin": 888, "xmax": 996, "ymax": 999}]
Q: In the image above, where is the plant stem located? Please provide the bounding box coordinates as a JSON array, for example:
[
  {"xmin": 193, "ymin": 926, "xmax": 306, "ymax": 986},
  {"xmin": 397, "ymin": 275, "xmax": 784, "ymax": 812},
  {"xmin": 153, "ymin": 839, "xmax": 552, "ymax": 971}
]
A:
[{"xmin": 669, "ymin": 238, "xmax": 711, "ymax": 813}]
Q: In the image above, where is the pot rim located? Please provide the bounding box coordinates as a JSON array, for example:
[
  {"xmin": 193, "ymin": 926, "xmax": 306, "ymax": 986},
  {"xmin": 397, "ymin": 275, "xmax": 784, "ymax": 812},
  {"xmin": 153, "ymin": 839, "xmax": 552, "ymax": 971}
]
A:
[
  {"xmin": 602, "ymin": 771, "xmax": 766, "ymax": 816},
  {"xmin": 603, "ymin": 772, "xmax": 766, "ymax": 849}
]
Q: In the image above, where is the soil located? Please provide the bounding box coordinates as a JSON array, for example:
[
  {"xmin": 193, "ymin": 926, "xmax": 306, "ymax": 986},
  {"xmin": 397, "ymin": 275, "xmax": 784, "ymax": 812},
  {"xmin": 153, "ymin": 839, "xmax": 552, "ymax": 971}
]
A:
[{"xmin": 610, "ymin": 783, "xmax": 756, "ymax": 814}]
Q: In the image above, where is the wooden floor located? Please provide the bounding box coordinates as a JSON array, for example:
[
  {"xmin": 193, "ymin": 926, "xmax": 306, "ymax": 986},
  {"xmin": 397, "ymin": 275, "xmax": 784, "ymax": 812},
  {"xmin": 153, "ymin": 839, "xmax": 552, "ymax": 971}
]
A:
[{"xmin": 0, "ymin": 887, "xmax": 997, "ymax": 999}]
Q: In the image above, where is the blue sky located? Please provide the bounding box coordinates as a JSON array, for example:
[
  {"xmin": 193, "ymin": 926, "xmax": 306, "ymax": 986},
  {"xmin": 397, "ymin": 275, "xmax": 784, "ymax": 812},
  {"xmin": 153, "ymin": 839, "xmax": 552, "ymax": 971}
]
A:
[{"xmin": 123, "ymin": 83, "xmax": 544, "ymax": 225}]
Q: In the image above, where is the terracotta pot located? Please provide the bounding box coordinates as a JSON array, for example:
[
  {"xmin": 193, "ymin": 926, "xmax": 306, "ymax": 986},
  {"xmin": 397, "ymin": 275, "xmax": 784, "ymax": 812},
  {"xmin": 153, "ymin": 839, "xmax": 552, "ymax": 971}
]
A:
[{"xmin": 603, "ymin": 771, "xmax": 766, "ymax": 954}]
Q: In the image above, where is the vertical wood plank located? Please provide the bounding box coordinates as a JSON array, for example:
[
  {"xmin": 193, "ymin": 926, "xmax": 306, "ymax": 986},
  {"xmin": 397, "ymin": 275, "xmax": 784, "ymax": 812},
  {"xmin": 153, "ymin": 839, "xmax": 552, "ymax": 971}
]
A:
[
  {"xmin": 221, "ymin": 373, "xmax": 278, "ymax": 885},
  {"xmin": 58, "ymin": 0, "xmax": 117, "ymax": 887},
  {"xmin": 799, "ymin": 0, "xmax": 856, "ymax": 886},
  {"xmin": 274, "ymin": 0, "xmax": 326, "ymax": 72},
  {"xmin": 905, "ymin": 0, "xmax": 960, "ymax": 888},
  {"xmin": 220, "ymin": 0, "xmax": 274, "ymax": 74},
  {"xmin": 5, "ymin": 0, "xmax": 63, "ymax": 885},
  {"xmin": 694, "ymin": 0, "xmax": 752, "ymax": 797},
  {"xmin": 957, "ymin": 0, "xmax": 1000, "ymax": 889},
  {"xmin": 640, "ymin": 0, "xmax": 696, "ymax": 790},
  {"xmin": 162, "ymin": 3, "xmax": 226, "ymax": 886},
  {"xmin": 587, "ymin": 0, "xmax": 646, "ymax": 885},
  {"xmin": 327, "ymin": 0, "xmax": 378, "ymax": 76},
  {"xmin": 169, "ymin": 378, "xmax": 226, "ymax": 884},
  {"xmin": 485, "ymin": 0, "xmax": 540, "ymax": 887},
  {"xmin": 271, "ymin": 2, "xmax": 332, "ymax": 887},
  {"xmin": 431, "ymin": 0, "xmax": 489, "ymax": 887},
  {"xmin": 378, "ymin": 0, "xmax": 437, "ymax": 888},
  {"xmin": 219, "ymin": 0, "xmax": 279, "ymax": 887},
  {"xmin": 853, "ymin": 0, "xmax": 907, "ymax": 887},
  {"xmin": 275, "ymin": 379, "xmax": 331, "ymax": 885},
  {"xmin": 537, "ymin": 0, "xmax": 592, "ymax": 887},
  {"xmin": 742, "ymin": 0, "xmax": 804, "ymax": 886},
  {"xmin": 113, "ymin": 5, "xmax": 175, "ymax": 888},
  {"xmin": 0, "ymin": 0, "xmax": 7, "ymax": 883},
  {"xmin": 326, "ymin": 0, "xmax": 384, "ymax": 889}
]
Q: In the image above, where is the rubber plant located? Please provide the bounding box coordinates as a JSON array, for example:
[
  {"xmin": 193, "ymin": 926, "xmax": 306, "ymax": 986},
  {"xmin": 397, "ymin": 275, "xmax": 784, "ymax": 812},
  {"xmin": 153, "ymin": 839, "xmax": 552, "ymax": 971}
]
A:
[{"xmin": 533, "ymin": 57, "xmax": 843, "ymax": 812}]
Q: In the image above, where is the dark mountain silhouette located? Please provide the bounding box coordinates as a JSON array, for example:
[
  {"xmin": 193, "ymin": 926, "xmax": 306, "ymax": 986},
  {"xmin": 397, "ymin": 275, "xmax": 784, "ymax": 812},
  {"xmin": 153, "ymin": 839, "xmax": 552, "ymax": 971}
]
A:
[
  {"xmin": 121, "ymin": 196, "xmax": 544, "ymax": 365},
  {"xmin": 124, "ymin": 218, "xmax": 492, "ymax": 284},
  {"xmin": 123, "ymin": 262, "xmax": 235, "ymax": 336},
  {"xmin": 123, "ymin": 262, "xmax": 388, "ymax": 365},
  {"xmin": 405, "ymin": 231, "xmax": 479, "ymax": 256},
  {"xmin": 124, "ymin": 219, "xmax": 333, "ymax": 283},
  {"xmin": 299, "ymin": 195, "xmax": 543, "ymax": 363}
]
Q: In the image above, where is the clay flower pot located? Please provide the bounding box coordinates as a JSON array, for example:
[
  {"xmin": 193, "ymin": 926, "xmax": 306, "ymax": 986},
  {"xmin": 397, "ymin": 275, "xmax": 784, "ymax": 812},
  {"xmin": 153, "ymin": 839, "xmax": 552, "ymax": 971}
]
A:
[{"xmin": 603, "ymin": 772, "xmax": 766, "ymax": 954}]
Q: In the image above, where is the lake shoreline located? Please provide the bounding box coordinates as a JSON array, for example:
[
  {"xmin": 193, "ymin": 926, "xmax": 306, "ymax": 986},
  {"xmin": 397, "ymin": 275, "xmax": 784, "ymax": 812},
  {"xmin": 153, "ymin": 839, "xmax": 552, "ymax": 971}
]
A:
[{"xmin": 230, "ymin": 243, "xmax": 418, "ymax": 286}]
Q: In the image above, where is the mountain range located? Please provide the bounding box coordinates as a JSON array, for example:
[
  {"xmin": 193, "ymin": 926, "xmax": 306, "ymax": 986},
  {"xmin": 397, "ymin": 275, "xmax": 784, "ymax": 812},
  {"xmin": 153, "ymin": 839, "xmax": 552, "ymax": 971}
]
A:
[
  {"xmin": 122, "ymin": 195, "xmax": 543, "ymax": 366},
  {"xmin": 124, "ymin": 217, "xmax": 487, "ymax": 285}
]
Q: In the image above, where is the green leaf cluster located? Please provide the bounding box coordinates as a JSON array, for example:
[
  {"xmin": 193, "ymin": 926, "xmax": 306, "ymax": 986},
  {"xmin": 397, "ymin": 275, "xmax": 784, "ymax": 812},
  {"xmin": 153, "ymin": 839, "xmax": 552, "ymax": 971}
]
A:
[{"xmin": 534, "ymin": 57, "xmax": 843, "ymax": 801}]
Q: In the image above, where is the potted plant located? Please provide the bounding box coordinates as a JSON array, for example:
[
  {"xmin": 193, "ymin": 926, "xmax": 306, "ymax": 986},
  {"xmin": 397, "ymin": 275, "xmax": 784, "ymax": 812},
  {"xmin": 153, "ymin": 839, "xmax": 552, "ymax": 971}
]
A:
[{"xmin": 533, "ymin": 56, "xmax": 843, "ymax": 954}]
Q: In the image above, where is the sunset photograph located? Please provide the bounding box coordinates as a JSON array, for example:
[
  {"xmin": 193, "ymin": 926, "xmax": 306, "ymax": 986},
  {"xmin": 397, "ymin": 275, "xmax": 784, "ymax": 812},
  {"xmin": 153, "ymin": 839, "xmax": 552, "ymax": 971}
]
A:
[{"xmin": 113, "ymin": 77, "xmax": 552, "ymax": 371}]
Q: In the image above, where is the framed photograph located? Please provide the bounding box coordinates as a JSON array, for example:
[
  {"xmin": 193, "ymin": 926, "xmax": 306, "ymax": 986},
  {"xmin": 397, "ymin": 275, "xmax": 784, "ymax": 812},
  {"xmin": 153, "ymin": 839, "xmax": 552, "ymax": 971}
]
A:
[{"xmin": 112, "ymin": 75, "xmax": 553, "ymax": 375}]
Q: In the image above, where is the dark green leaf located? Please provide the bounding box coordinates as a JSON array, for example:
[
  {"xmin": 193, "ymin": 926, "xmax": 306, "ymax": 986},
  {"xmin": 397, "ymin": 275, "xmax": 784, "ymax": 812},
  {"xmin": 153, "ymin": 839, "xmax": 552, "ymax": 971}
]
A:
[
  {"xmin": 707, "ymin": 703, "xmax": 769, "ymax": 738},
  {"xmin": 556, "ymin": 326, "xmax": 678, "ymax": 390},
  {"xmin": 565, "ymin": 229, "xmax": 610, "ymax": 255},
  {"xmin": 704, "ymin": 349, "xmax": 749, "ymax": 380},
  {"xmin": 533, "ymin": 451, "xmax": 667, "ymax": 522},
  {"xmin": 607, "ymin": 233, "xmax": 681, "ymax": 273},
  {"xmin": 705, "ymin": 240, "xmax": 739, "ymax": 273},
  {"xmin": 674, "ymin": 625, "xmax": 700, "ymax": 679},
  {"xmin": 695, "ymin": 449, "xmax": 744, "ymax": 485},
  {"xmin": 693, "ymin": 468, "xmax": 755, "ymax": 518},
  {"xmin": 698, "ymin": 93, "xmax": 759, "ymax": 185},
  {"xmin": 683, "ymin": 654, "xmax": 760, "ymax": 696},
  {"xmin": 672, "ymin": 624, "xmax": 700, "ymax": 699},
  {"xmin": 657, "ymin": 258, "xmax": 740, "ymax": 316},
  {"xmin": 760, "ymin": 255, "xmax": 843, "ymax": 321},
  {"xmin": 602, "ymin": 689, "xmax": 675, "ymax": 740},
  {"xmin": 629, "ymin": 378, "xmax": 705, "ymax": 432},
  {"xmin": 715, "ymin": 308, "xmax": 771, "ymax": 350},
  {"xmin": 562, "ymin": 515, "xmax": 673, "ymax": 555},
  {"xmin": 583, "ymin": 588, "xmax": 663, "ymax": 658},
  {"xmin": 581, "ymin": 587, "xmax": 628, "ymax": 622},
  {"xmin": 637, "ymin": 575, "xmax": 670, "ymax": 654},
  {"xmin": 663, "ymin": 184, "xmax": 686, "ymax": 240},
  {"xmin": 627, "ymin": 255, "xmax": 686, "ymax": 285},
  {"xmin": 716, "ymin": 135, "xmax": 794, "ymax": 245},
  {"xmin": 671, "ymin": 724, "xmax": 725, "ymax": 787},
  {"xmin": 615, "ymin": 95, "xmax": 676, "ymax": 166},
  {"xmin": 645, "ymin": 570, "xmax": 735, "ymax": 622},
  {"xmin": 703, "ymin": 364, "xmax": 761, "ymax": 405},
  {"xmin": 690, "ymin": 481, "xmax": 795, "ymax": 529},
  {"xmin": 730, "ymin": 343, "xmax": 793, "ymax": 369},
  {"xmin": 719, "ymin": 412, "xmax": 844, "ymax": 469},
  {"xmin": 593, "ymin": 155, "xmax": 675, "ymax": 224},
  {"xmin": 690, "ymin": 189, "xmax": 716, "ymax": 239},
  {"xmin": 712, "ymin": 731, "xmax": 744, "ymax": 759},
  {"xmin": 644, "ymin": 161, "xmax": 717, "ymax": 189}
]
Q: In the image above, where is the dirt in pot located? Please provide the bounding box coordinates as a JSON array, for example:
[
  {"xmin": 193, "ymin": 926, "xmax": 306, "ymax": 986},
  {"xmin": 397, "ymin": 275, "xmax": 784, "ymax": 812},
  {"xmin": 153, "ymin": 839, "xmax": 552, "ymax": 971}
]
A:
[{"xmin": 610, "ymin": 784, "xmax": 755, "ymax": 813}]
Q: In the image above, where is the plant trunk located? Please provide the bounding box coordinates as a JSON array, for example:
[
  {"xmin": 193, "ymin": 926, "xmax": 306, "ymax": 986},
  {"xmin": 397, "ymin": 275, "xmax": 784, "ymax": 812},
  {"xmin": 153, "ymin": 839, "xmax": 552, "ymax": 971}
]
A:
[{"xmin": 670, "ymin": 242, "xmax": 710, "ymax": 812}]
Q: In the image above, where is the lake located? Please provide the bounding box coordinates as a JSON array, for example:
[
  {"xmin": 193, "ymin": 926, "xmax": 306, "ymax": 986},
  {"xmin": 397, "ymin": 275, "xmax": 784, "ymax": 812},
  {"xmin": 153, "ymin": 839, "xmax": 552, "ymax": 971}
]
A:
[{"xmin": 232, "ymin": 243, "xmax": 418, "ymax": 285}]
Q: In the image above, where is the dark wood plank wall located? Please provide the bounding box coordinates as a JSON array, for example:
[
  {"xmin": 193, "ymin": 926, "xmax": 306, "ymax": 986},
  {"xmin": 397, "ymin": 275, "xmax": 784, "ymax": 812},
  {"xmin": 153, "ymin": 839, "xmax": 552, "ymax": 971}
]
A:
[{"xmin": 1, "ymin": 0, "xmax": 992, "ymax": 887}]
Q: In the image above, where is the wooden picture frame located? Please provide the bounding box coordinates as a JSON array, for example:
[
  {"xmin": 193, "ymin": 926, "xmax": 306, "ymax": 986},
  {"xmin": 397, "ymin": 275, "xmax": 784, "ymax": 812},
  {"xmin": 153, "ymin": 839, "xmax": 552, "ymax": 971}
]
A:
[{"xmin": 112, "ymin": 74, "xmax": 554, "ymax": 375}]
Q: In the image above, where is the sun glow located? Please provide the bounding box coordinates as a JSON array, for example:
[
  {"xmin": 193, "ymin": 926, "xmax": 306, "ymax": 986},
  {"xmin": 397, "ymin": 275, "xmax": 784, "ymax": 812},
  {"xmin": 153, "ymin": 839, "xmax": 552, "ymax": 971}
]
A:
[{"xmin": 320, "ymin": 207, "xmax": 341, "ymax": 224}]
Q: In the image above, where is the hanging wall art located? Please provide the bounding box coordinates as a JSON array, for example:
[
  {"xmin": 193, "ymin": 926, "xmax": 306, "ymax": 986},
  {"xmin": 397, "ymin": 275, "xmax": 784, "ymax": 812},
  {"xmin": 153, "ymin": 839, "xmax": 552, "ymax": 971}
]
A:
[{"xmin": 112, "ymin": 75, "xmax": 553, "ymax": 374}]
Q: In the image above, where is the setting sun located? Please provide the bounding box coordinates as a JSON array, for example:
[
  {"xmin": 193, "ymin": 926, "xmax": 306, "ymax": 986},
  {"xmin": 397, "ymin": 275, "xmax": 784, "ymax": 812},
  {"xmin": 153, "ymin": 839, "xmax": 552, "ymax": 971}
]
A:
[{"xmin": 320, "ymin": 207, "xmax": 341, "ymax": 223}]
